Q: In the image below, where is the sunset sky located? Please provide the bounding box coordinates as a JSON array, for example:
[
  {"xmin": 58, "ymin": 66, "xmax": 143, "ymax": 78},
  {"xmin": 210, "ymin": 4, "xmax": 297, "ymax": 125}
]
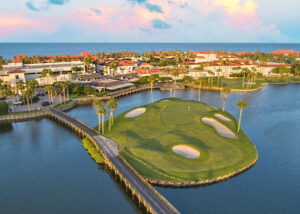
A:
[{"xmin": 0, "ymin": 0, "xmax": 299, "ymax": 42}]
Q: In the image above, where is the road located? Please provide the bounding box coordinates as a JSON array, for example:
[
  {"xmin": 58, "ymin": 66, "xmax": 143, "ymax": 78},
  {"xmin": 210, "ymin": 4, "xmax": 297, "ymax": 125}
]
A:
[{"xmin": 45, "ymin": 108, "xmax": 179, "ymax": 214}]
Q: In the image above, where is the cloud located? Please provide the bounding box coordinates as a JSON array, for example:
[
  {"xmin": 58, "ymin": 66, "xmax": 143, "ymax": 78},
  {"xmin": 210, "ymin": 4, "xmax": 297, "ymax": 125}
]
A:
[
  {"xmin": 128, "ymin": 0, "xmax": 163, "ymax": 13},
  {"xmin": 0, "ymin": 13, "xmax": 58, "ymax": 38},
  {"xmin": 144, "ymin": 3, "xmax": 163, "ymax": 13},
  {"xmin": 151, "ymin": 19, "xmax": 171, "ymax": 29},
  {"xmin": 26, "ymin": 1, "xmax": 39, "ymax": 11},
  {"xmin": 90, "ymin": 8, "xmax": 101, "ymax": 16},
  {"xmin": 25, "ymin": 0, "xmax": 69, "ymax": 11},
  {"xmin": 48, "ymin": 0, "xmax": 69, "ymax": 5}
]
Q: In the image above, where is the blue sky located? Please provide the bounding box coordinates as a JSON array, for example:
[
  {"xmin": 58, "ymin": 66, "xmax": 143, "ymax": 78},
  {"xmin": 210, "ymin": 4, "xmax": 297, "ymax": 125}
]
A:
[{"xmin": 0, "ymin": 0, "xmax": 299, "ymax": 42}]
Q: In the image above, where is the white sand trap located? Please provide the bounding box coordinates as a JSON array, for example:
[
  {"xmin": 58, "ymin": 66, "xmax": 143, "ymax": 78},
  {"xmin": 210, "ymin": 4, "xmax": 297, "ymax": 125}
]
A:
[
  {"xmin": 172, "ymin": 145, "xmax": 200, "ymax": 159},
  {"xmin": 125, "ymin": 108, "xmax": 146, "ymax": 118},
  {"xmin": 202, "ymin": 117, "xmax": 237, "ymax": 139},
  {"xmin": 160, "ymin": 100, "xmax": 170, "ymax": 102},
  {"xmin": 214, "ymin": 114, "xmax": 231, "ymax": 122}
]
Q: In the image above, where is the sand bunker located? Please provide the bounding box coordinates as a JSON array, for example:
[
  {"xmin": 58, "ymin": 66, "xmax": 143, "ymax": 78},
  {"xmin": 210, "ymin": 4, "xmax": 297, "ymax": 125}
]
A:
[
  {"xmin": 214, "ymin": 114, "xmax": 231, "ymax": 122},
  {"xmin": 125, "ymin": 108, "xmax": 146, "ymax": 118},
  {"xmin": 172, "ymin": 145, "xmax": 200, "ymax": 159},
  {"xmin": 202, "ymin": 117, "xmax": 237, "ymax": 139},
  {"xmin": 160, "ymin": 100, "xmax": 170, "ymax": 102}
]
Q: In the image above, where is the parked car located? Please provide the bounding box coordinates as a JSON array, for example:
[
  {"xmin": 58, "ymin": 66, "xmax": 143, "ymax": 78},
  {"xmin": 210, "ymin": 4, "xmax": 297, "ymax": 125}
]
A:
[
  {"xmin": 0, "ymin": 97, "xmax": 6, "ymax": 101},
  {"xmin": 37, "ymin": 92, "xmax": 45, "ymax": 96},
  {"xmin": 13, "ymin": 100, "xmax": 23, "ymax": 105},
  {"xmin": 41, "ymin": 101, "xmax": 51, "ymax": 106}
]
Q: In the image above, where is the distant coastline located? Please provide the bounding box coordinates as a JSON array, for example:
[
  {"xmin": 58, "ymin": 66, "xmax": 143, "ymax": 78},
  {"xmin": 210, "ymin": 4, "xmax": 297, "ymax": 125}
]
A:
[{"xmin": 1, "ymin": 43, "xmax": 300, "ymax": 59}]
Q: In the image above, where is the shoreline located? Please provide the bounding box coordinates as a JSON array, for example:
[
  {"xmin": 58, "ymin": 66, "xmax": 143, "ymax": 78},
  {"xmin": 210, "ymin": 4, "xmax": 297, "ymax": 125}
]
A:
[
  {"xmin": 145, "ymin": 152, "xmax": 258, "ymax": 188},
  {"xmin": 189, "ymin": 79, "xmax": 300, "ymax": 93}
]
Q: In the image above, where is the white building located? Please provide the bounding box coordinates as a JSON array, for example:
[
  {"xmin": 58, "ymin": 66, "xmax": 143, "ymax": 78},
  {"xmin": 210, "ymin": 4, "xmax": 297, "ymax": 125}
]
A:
[{"xmin": 2, "ymin": 61, "xmax": 85, "ymax": 80}]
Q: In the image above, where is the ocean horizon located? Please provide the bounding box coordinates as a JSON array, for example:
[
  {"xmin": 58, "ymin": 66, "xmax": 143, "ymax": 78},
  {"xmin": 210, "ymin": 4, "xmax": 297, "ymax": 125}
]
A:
[{"xmin": 1, "ymin": 42, "xmax": 300, "ymax": 60}]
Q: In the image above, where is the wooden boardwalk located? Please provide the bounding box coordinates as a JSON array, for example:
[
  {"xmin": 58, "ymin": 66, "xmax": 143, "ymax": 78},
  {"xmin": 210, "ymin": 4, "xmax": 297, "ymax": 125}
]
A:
[{"xmin": 44, "ymin": 107, "xmax": 179, "ymax": 214}]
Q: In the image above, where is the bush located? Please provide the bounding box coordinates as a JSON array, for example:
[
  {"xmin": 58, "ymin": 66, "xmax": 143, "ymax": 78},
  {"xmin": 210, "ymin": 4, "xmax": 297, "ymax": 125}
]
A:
[{"xmin": 0, "ymin": 101, "xmax": 8, "ymax": 115}]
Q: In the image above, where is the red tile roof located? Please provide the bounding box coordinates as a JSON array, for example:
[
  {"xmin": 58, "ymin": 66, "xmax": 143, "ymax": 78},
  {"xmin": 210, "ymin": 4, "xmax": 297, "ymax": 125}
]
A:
[
  {"xmin": 7, "ymin": 69, "xmax": 25, "ymax": 74},
  {"xmin": 271, "ymin": 50, "xmax": 299, "ymax": 55},
  {"xmin": 197, "ymin": 51, "xmax": 214, "ymax": 54}
]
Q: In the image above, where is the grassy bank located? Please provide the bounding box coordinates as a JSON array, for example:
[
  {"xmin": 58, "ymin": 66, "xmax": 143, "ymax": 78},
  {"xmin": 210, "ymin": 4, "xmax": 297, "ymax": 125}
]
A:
[
  {"xmin": 190, "ymin": 77, "xmax": 300, "ymax": 92},
  {"xmin": 81, "ymin": 138, "xmax": 104, "ymax": 164},
  {"xmin": 104, "ymin": 98, "xmax": 257, "ymax": 182},
  {"xmin": 53, "ymin": 100, "xmax": 77, "ymax": 111}
]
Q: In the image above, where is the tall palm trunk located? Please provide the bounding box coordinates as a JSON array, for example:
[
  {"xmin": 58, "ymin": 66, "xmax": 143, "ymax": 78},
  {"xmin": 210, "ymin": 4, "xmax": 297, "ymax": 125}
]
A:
[
  {"xmin": 242, "ymin": 73, "xmax": 245, "ymax": 88},
  {"xmin": 109, "ymin": 110, "xmax": 113, "ymax": 130},
  {"xmin": 101, "ymin": 113, "xmax": 105, "ymax": 134},
  {"xmin": 59, "ymin": 94, "xmax": 62, "ymax": 104},
  {"xmin": 48, "ymin": 90, "xmax": 51, "ymax": 103},
  {"xmin": 238, "ymin": 108, "xmax": 243, "ymax": 132},
  {"xmin": 173, "ymin": 79, "xmax": 176, "ymax": 97},
  {"xmin": 10, "ymin": 96, "xmax": 14, "ymax": 112},
  {"xmin": 63, "ymin": 90, "xmax": 66, "ymax": 104},
  {"xmin": 98, "ymin": 113, "xmax": 101, "ymax": 133},
  {"xmin": 27, "ymin": 96, "xmax": 30, "ymax": 112},
  {"xmin": 67, "ymin": 88, "xmax": 69, "ymax": 101},
  {"xmin": 150, "ymin": 82, "xmax": 153, "ymax": 103},
  {"xmin": 223, "ymin": 95, "xmax": 227, "ymax": 112},
  {"xmin": 198, "ymin": 82, "xmax": 201, "ymax": 102}
]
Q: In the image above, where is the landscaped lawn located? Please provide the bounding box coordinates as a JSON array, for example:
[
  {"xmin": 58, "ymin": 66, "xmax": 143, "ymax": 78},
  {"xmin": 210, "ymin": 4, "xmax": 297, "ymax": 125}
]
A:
[{"xmin": 105, "ymin": 98, "xmax": 258, "ymax": 182}]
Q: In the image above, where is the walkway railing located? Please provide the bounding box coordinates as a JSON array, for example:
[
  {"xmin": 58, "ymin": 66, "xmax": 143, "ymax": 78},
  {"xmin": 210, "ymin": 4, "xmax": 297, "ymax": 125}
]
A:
[{"xmin": 43, "ymin": 107, "xmax": 179, "ymax": 214}]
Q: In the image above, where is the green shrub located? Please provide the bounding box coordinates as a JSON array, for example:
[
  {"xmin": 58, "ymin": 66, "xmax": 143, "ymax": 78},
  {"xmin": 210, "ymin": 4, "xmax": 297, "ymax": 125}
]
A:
[{"xmin": 0, "ymin": 101, "xmax": 8, "ymax": 115}]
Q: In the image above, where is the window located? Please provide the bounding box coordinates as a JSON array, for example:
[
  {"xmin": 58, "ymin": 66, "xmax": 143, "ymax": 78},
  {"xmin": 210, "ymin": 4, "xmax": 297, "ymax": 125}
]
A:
[{"xmin": 15, "ymin": 75, "xmax": 19, "ymax": 80}]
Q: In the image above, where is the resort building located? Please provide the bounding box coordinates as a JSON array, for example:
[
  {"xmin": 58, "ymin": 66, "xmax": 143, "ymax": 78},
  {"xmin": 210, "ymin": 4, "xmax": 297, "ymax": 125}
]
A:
[
  {"xmin": 2, "ymin": 61, "xmax": 85, "ymax": 81},
  {"xmin": 0, "ymin": 69, "xmax": 26, "ymax": 89},
  {"xmin": 91, "ymin": 79, "xmax": 134, "ymax": 92}
]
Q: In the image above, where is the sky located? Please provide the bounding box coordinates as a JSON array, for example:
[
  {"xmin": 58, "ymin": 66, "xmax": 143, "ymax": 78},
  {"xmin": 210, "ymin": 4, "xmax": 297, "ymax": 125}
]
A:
[{"xmin": 0, "ymin": 0, "xmax": 299, "ymax": 43}]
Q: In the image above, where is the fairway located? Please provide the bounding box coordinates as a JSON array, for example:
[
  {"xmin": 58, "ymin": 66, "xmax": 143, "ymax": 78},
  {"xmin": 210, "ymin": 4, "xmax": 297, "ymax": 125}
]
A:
[{"xmin": 105, "ymin": 98, "xmax": 258, "ymax": 183}]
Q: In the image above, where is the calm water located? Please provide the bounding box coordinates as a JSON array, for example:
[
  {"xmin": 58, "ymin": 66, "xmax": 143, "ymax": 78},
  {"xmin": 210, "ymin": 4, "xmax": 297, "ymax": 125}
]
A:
[
  {"xmin": 1, "ymin": 85, "xmax": 300, "ymax": 213},
  {"xmin": 1, "ymin": 43, "xmax": 300, "ymax": 59}
]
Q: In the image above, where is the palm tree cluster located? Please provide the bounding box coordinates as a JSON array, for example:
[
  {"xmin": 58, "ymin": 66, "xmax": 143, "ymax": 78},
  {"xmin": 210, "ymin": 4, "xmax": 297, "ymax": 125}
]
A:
[
  {"xmin": 44, "ymin": 81, "xmax": 70, "ymax": 106},
  {"xmin": 93, "ymin": 98, "xmax": 118, "ymax": 135}
]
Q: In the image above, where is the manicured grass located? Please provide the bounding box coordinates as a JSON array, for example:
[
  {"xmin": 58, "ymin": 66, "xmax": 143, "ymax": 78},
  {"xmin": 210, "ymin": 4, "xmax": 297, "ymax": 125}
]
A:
[
  {"xmin": 194, "ymin": 77, "xmax": 300, "ymax": 91},
  {"xmin": 81, "ymin": 138, "xmax": 104, "ymax": 164},
  {"xmin": 104, "ymin": 98, "xmax": 257, "ymax": 182}
]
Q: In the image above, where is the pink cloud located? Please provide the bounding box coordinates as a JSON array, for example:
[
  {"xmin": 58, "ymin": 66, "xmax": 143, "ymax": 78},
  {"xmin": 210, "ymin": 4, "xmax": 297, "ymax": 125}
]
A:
[
  {"xmin": 202, "ymin": 0, "xmax": 260, "ymax": 30},
  {"xmin": 0, "ymin": 13, "xmax": 58, "ymax": 37}
]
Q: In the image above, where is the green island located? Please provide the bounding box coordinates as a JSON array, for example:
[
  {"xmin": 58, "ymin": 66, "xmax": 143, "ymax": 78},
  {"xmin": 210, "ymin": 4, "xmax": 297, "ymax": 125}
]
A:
[{"xmin": 102, "ymin": 98, "xmax": 258, "ymax": 184}]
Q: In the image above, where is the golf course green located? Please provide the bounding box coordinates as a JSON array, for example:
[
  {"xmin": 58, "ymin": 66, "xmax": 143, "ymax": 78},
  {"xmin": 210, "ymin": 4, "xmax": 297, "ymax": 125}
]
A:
[{"xmin": 105, "ymin": 98, "xmax": 258, "ymax": 184}]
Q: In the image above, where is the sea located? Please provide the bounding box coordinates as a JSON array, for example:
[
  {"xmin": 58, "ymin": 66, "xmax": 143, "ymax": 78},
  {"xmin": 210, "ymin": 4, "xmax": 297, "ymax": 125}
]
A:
[{"xmin": 0, "ymin": 43, "xmax": 300, "ymax": 60}]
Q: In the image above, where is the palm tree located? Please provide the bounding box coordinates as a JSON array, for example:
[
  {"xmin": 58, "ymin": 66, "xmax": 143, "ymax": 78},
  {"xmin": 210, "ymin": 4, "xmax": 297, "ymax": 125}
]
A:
[
  {"xmin": 83, "ymin": 56, "xmax": 93, "ymax": 73},
  {"xmin": 44, "ymin": 86, "xmax": 53, "ymax": 104},
  {"xmin": 17, "ymin": 80, "xmax": 25, "ymax": 97},
  {"xmin": 222, "ymin": 87, "xmax": 231, "ymax": 112},
  {"xmin": 236, "ymin": 99, "xmax": 248, "ymax": 132},
  {"xmin": 65, "ymin": 81, "xmax": 71, "ymax": 101},
  {"xmin": 100, "ymin": 106, "xmax": 108, "ymax": 134},
  {"xmin": 216, "ymin": 68, "xmax": 222, "ymax": 86},
  {"xmin": 241, "ymin": 68, "xmax": 248, "ymax": 88},
  {"xmin": 148, "ymin": 74, "xmax": 157, "ymax": 103},
  {"xmin": 172, "ymin": 70, "xmax": 179, "ymax": 97},
  {"xmin": 107, "ymin": 98, "xmax": 118, "ymax": 130},
  {"xmin": 93, "ymin": 100, "xmax": 104, "ymax": 133}
]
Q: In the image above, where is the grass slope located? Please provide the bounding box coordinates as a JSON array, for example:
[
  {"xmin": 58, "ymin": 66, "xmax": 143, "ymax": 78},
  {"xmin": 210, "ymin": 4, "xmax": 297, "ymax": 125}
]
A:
[{"xmin": 105, "ymin": 98, "xmax": 257, "ymax": 182}]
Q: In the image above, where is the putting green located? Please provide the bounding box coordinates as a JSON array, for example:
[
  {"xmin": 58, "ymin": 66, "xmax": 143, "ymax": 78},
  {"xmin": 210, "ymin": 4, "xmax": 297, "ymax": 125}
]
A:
[{"xmin": 105, "ymin": 98, "xmax": 257, "ymax": 183}]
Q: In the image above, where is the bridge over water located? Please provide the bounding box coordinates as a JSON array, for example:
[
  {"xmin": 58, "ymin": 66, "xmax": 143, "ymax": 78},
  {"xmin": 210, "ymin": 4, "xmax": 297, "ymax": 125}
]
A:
[{"xmin": 44, "ymin": 107, "xmax": 179, "ymax": 214}]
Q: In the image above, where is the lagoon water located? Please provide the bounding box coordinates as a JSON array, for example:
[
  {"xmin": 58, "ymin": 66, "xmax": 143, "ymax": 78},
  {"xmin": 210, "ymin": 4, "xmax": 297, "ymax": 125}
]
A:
[{"xmin": 1, "ymin": 84, "xmax": 300, "ymax": 213}]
